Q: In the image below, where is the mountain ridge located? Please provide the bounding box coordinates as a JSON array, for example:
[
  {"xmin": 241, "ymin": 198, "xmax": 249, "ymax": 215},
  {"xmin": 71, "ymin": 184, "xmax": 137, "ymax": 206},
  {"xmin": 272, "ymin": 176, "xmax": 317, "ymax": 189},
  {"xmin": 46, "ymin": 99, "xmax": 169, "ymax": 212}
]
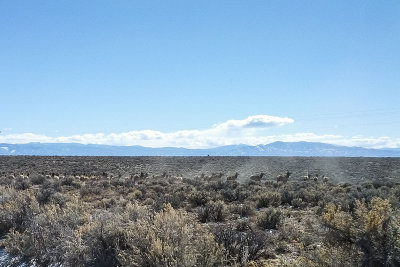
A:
[{"xmin": 0, "ymin": 141, "xmax": 399, "ymax": 157}]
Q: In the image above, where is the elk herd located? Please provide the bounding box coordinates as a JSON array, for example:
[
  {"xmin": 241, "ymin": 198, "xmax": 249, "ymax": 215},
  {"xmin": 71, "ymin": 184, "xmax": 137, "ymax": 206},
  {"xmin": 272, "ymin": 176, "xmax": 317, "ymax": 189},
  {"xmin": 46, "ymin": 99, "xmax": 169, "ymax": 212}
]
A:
[{"xmin": 1, "ymin": 170, "xmax": 329, "ymax": 185}]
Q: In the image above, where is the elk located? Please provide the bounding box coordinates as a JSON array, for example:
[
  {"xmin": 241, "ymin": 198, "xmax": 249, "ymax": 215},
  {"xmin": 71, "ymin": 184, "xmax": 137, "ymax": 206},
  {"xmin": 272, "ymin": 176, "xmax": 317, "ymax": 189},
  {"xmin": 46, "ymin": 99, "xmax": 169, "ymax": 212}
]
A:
[
  {"xmin": 250, "ymin": 173, "xmax": 264, "ymax": 182},
  {"xmin": 277, "ymin": 171, "xmax": 291, "ymax": 183},
  {"xmin": 17, "ymin": 174, "xmax": 29, "ymax": 180},
  {"xmin": 303, "ymin": 173, "xmax": 312, "ymax": 181},
  {"xmin": 133, "ymin": 172, "xmax": 148, "ymax": 183},
  {"xmin": 204, "ymin": 172, "xmax": 223, "ymax": 182},
  {"xmin": 79, "ymin": 175, "xmax": 90, "ymax": 181},
  {"xmin": 168, "ymin": 175, "xmax": 183, "ymax": 184},
  {"xmin": 226, "ymin": 172, "xmax": 239, "ymax": 181}
]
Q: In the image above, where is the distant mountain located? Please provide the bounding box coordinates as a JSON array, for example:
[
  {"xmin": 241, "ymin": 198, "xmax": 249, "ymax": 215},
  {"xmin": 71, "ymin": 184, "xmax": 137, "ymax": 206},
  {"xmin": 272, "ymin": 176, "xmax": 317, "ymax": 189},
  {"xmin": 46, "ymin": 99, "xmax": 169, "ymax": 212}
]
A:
[
  {"xmin": 0, "ymin": 141, "xmax": 399, "ymax": 157},
  {"xmin": 206, "ymin": 141, "xmax": 400, "ymax": 157}
]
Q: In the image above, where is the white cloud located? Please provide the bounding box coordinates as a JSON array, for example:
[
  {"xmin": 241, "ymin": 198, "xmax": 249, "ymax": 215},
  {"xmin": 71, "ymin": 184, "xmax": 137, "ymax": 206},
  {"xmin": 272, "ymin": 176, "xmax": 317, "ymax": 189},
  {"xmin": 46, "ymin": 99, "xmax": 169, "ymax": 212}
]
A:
[
  {"xmin": 213, "ymin": 115, "xmax": 294, "ymax": 130},
  {"xmin": 0, "ymin": 115, "xmax": 399, "ymax": 149}
]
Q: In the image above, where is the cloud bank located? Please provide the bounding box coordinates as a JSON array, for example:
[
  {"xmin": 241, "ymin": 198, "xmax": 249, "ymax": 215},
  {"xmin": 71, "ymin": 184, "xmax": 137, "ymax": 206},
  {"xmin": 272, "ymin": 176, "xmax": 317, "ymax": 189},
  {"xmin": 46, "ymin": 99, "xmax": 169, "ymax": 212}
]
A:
[{"xmin": 1, "ymin": 115, "xmax": 399, "ymax": 149}]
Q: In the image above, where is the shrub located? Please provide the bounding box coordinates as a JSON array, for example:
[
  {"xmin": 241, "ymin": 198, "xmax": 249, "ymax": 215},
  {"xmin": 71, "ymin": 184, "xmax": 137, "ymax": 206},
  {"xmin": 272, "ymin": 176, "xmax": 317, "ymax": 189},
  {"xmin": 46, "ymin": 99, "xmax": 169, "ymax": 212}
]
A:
[
  {"xmin": 37, "ymin": 180, "xmax": 62, "ymax": 204},
  {"xmin": 255, "ymin": 192, "xmax": 281, "ymax": 209},
  {"xmin": 189, "ymin": 190, "xmax": 210, "ymax": 206},
  {"xmin": 322, "ymin": 203, "xmax": 354, "ymax": 243},
  {"xmin": 291, "ymin": 198, "xmax": 304, "ymax": 209},
  {"xmin": 198, "ymin": 200, "xmax": 229, "ymax": 223},
  {"xmin": 322, "ymin": 198, "xmax": 400, "ymax": 266},
  {"xmin": 354, "ymin": 197, "xmax": 399, "ymax": 266},
  {"xmin": 29, "ymin": 174, "xmax": 45, "ymax": 185},
  {"xmin": 79, "ymin": 184, "xmax": 102, "ymax": 197},
  {"xmin": 13, "ymin": 177, "xmax": 31, "ymax": 190},
  {"xmin": 2, "ymin": 198, "xmax": 89, "ymax": 266},
  {"xmin": 275, "ymin": 241, "xmax": 290, "ymax": 254},
  {"xmin": 355, "ymin": 197, "xmax": 392, "ymax": 232},
  {"xmin": 152, "ymin": 192, "xmax": 187, "ymax": 211},
  {"xmin": 37, "ymin": 187, "xmax": 57, "ymax": 204},
  {"xmin": 49, "ymin": 192, "xmax": 67, "ymax": 207},
  {"xmin": 122, "ymin": 201, "xmax": 149, "ymax": 222},
  {"xmin": 0, "ymin": 187, "xmax": 39, "ymax": 235},
  {"xmin": 256, "ymin": 208, "xmax": 282, "ymax": 230},
  {"xmin": 60, "ymin": 175, "xmax": 74, "ymax": 186},
  {"xmin": 221, "ymin": 187, "xmax": 250, "ymax": 202},
  {"xmin": 120, "ymin": 204, "xmax": 226, "ymax": 267},
  {"xmin": 307, "ymin": 245, "xmax": 360, "ymax": 267},
  {"xmin": 236, "ymin": 219, "xmax": 251, "ymax": 232},
  {"xmin": 230, "ymin": 203, "xmax": 255, "ymax": 218},
  {"xmin": 214, "ymin": 224, "xmax": 268, "ymax": 264},
  {"xmin": 280, "ymin": 189, "xmax": 294, "ymax": 205}
]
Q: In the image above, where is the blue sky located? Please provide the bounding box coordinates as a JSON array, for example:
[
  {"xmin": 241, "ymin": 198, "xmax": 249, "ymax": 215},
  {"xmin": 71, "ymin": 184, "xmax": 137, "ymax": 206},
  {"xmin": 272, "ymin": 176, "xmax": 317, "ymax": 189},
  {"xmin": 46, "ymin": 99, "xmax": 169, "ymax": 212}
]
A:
[{"xmin": 1, "ymin": 1, "xmax": 399, "ymax": 148}]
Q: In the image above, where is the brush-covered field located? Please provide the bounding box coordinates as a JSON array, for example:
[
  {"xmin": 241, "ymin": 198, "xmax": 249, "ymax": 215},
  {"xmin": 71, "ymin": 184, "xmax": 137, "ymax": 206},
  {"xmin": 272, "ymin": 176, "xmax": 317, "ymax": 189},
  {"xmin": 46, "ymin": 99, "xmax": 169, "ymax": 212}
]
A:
[{"xmin": 1, "ymin": 156, "xmax": 400, "ymax": 266}]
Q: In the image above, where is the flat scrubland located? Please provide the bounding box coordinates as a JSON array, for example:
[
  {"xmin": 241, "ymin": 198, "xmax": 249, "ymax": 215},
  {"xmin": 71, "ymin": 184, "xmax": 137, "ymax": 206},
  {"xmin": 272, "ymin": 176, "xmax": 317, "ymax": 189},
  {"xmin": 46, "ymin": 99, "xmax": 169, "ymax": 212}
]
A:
[{"xmin": 1, "ymin": 156, "xmax": 400, "ymax": 266}]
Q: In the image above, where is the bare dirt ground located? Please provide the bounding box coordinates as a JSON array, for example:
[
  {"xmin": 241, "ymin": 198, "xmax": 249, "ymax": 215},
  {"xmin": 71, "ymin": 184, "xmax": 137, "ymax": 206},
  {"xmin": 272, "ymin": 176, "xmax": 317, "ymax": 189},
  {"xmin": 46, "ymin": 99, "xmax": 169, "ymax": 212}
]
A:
[{"xmin": 1, "ymin": 156, "xmax": 399, "ymax": 183}]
